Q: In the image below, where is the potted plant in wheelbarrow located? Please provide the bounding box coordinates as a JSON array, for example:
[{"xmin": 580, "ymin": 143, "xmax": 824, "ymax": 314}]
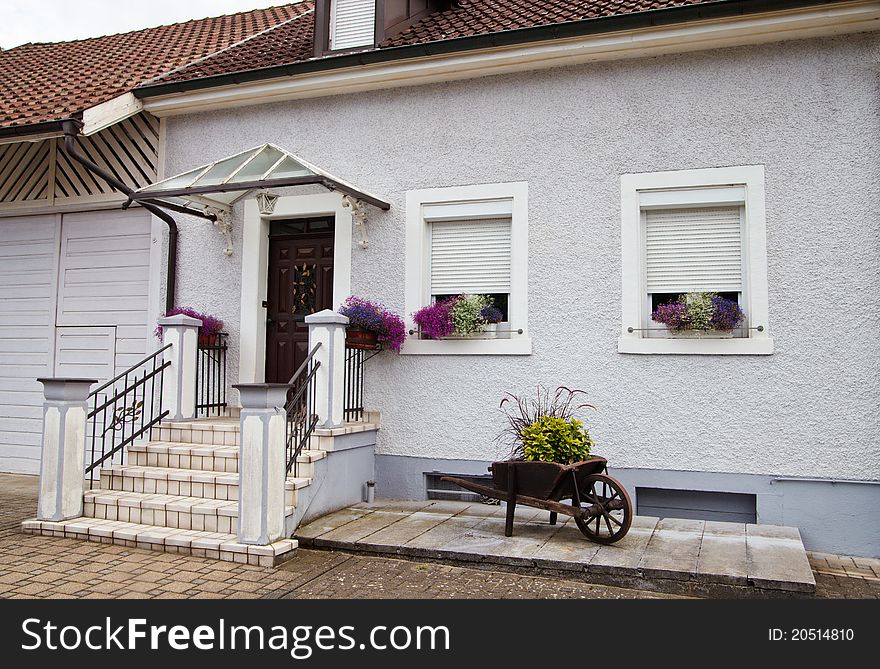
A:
[{"xmin": 441, "ymin": 386, "xmax": 633, "ymax": 544}]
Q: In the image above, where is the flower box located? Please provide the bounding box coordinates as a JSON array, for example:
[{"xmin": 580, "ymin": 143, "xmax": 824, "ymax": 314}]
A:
[
  {"xmin": 450, "ymin": 323, "xmax": 497, "ymax": 340},
  {"xmin": 338, "ymin": 297, "xmax": 405, "ymax": 352},
  {"xmin": 345, "ymin": 328, "xmax": 381, "ymax": 349},
  {"xmin": 670, "ymin": 329, "xmax": 734, "ymax": 339}
]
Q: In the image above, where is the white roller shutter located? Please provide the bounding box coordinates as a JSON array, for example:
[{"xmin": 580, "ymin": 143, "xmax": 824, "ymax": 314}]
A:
[
  {"xmin": 645, "ymin": 206, "xmax": 743, "ymax": 293},
  {"xmin": 330, "ymin": 0, "xmax": 376, "ymax": 50},
  {"xmin": 430, "ymin": 218, "xmax": 512, "ymax": 295}
]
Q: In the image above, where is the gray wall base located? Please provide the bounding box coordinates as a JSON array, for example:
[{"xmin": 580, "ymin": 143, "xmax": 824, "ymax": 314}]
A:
[
  {"xmin": 376, "ymin": 455, "xmax": 880, "ymax": 558},
  {"xmin": 286, "ymin": 433, "xmax": 377, "ymax": 535}
]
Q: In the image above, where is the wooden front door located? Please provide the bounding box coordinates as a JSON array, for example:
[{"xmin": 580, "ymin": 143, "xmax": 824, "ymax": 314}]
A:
[{"xmin": 265, "ymin": 218, "xmax": 335, "ymax": 383}]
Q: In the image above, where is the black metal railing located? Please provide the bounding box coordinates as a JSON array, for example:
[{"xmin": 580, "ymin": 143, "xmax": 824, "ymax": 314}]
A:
[
  {"xmin": 343, "ymin": 343, "xmax": 381, "ymax": 422},
  {"xmin": 343, "ymin": 346, "xmax": 366, "ymax": 422},
  {"xmin": 196, "ymin": 332, "xmax": 228, "ymax": 417},
  {"xmin": 84, "ymin": 344, "xmax": 171, "ymax": 487},
  {"xmin": 285, "ymin": 343, "xmax": 321, "ymax": 476}
]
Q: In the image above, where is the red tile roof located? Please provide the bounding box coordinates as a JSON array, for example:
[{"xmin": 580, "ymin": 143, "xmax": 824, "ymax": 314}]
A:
[
  {"xmin": 382, "ymin": 0, "xmax": 716, "ymax": 47},
  {"xmin": 1, "ymin": 0, "xmax": 772, "ymax": 129},
  {"xmin": 148, "ymin": 0, "xmax": 718, "ymax": 87},
  {"xmin": 0, "ymin": 3, "xmax": 311, "ymax": 129}
]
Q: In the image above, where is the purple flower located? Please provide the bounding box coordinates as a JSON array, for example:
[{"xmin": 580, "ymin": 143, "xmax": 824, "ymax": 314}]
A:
[
  {"xmin": 339, "ymin": 297, "xmax": 385, "ymax": 332},
  {"xmin": 338, "ymin": 296, "xmax": 407, "ymax": 353},
  {"xmin": 379, "ymin": 311, "xmax": 407, "ymax": 353},
  {"xmin": 651, "ymin": 301, "xmax": 689, "ymax": 332},
  {"xmin": 154, "ymin": 307, "xmax": 224, "ymax": 340},
  {"xmin": 710, "ymin": 296, "xmax": 744, "ymax": 332},
  {"xmin": 652, "ymin": 292, "xmax": 745, "ymax": 333},
  {"xmin": 480, "ymin": 306, "xmax": 504, "ymax": 324},
  {"xmin": 412, "ymin": 297, "xmax": 458, "ymax": 339}
]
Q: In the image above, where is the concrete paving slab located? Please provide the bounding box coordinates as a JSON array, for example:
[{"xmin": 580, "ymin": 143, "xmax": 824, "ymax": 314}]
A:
[
  {"xmin": 746, "ymin": 524, "xmax": 815, "ymax": 592},
  {"xmin": 532, "ymin": 524, "xmax": 602, "ymax": 571},
  {"xmin": 317, "ymin": 510, "xmax": 409, "ymax": 544},
  {"xmin": 350, "ymin": 499, "xmax": 434, "ymax": 513},
  {"xmin": 588, "ymin": 516, "xmax": 658, "ymax": 573},
  {"xmin": 357, "ymin": 510, "xmax": 456, "ymax": 551},
  {"xmin": 296, "ymin": 502, "xmax": 815, "ymax": 596},
  {"xmin": 638, "ymin": 517, "xmax": 704, "ymax": 581},
  {"xmin": 294, "ymin": 507, "xmax": 370, "ymax": 539},
  {"xmin": 697, "ymin": 521, "xmax": 749, "ymax": 585},
  {"xmin": 404, "ymin": 513, "xmax": 489, "ymax": 555}
]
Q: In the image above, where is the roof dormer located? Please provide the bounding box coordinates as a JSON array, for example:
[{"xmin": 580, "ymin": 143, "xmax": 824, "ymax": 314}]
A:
[{"xmin": 314, "ymin": 1, "xmax": 451, "ymax": 57}]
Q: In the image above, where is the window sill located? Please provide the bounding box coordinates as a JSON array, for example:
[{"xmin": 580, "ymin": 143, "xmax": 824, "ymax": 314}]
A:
[
  {"xmin": 400, "ymin": 337, "xmax": 533, "ymax": 356},
  {"xmin": 617, "ymin": 336, "xmax": 774, "ymax": 355}
]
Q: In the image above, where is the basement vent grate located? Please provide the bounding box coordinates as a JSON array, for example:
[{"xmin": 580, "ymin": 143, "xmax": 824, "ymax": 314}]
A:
[
  {"xmin": 426, "ymin": 472, "xmax": 497, "ymax": 503},
  {"xmin": 636, "ymin": 487, "xmax": 757, "ymax": 524}
]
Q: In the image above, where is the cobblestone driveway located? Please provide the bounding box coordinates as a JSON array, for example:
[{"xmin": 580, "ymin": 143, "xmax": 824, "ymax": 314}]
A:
[{"xmin": 1, "ymin": 475, "xmax": 876, "ymax": 599}]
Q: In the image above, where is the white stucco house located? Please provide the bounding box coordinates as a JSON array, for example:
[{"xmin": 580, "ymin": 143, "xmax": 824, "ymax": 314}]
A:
[{"xmin": 2, "ymin": 0, "xmax": 879, "ymax": 559}]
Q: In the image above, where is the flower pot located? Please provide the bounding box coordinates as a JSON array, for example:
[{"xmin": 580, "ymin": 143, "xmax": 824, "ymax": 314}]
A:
[
  {"xmin": 346, "ymin": 328, "xmax": 380, "ymax": 349},
  {"xmin": 671, "ymin": 329, "xmax": 734, "ymax": 339},
  {"xmin": 453, "ymin": 324, "xmax": 498, "ymax": 340},
  {"xmin": 198, "ymin": 333, "xmax": 219, "ymax": 348}
]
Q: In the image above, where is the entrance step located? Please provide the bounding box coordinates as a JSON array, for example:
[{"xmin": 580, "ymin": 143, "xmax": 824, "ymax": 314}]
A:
[
  {"xmin": 21, "ymin": 517, "xmax": 297, "ymax": 566},
  {"xmin": 154, "ymin": 420, "xmax": 240, "ymax": 447},
  {"xmin": 83, "ymin": 489, "xmax": 298, "ymax": 534},
  {"xmin": 98, "ymin": 464, "xmax": 310, "ymax": 506},
  {"xmin": 128, "ymin": 442, "xmax": 239, "ymax": 472},
  {"xmin": 20, "ymin": 414, "xmax": 362, "ymax": 565}
]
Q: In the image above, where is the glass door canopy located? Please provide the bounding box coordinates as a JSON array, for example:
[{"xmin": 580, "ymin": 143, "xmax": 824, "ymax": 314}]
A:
[{"xmin": 132, "ymin": 143, "xmax": 390, "ymax": 211}]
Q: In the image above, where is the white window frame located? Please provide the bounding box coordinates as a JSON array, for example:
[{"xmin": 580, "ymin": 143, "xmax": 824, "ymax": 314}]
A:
[
  {"xmin": 403, "ymin": 182, "xmax": 531, "ymax": 355},
  {"xmin": 619, "ymin": 165, "xmax": 773, "ymax": 355}
]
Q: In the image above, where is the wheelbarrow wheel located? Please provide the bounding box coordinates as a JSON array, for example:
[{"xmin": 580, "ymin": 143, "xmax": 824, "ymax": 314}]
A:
[{"xmin": 574, "ymin": 473, "xmax": 633, "ymax": 544}]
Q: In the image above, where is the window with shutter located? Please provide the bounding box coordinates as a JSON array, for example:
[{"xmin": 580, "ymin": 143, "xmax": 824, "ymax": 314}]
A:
[
  {"xmin": 330, "ymin": 0, "xmax": 377, "ymax": 51},
  {"xmin": 403, "ymin": 182, "xmax": 531, "ymax": 354},
  {"xmin": 429, "ymin": 218, "xmax": 512, "ymax": 297},
  {"xmin": 618, "ymin": 166, "xmax": 773, "ymax": 355}
]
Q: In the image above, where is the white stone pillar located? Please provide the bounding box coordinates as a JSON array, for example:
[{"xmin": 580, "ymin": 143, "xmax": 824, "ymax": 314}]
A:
[
  {"xmin": 36, "ymin": 378, "xmax": 96, "ymax": 521},
  {"xmin": 305, "ymin": 309, "xmax": 348, "ymax": 429},
  {"xmin": 158, "ymin": 314, "xmax": 202, "ymax": 421},
  {"xmin": 233, "ymin": 383, "xmax": 289, "ymax": 545}
]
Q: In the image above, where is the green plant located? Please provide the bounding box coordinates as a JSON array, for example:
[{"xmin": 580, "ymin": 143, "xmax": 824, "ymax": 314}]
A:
[
  {"xmin": 682, "ymin": 291, "xmax": 716, "ymax": 331},
  {"xmin": 498, "ymin": 386, "xmax": 595, "ymax": 462},
  {"xmin": 521, "ymin": 415, "xmax": 593, "ymax": 464},
  {"xmin": 451, "ymin": 294, "xmax": 491, "ymax": 335}
]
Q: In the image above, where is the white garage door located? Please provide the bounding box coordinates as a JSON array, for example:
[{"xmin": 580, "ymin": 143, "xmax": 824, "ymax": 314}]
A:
[
  {"xmin": 0, "ymin": 215, "xmax": 58, "ymax": 473},
  {"xmin": 56, "ymin": 210, "xmax": 153, "ymax": 377},
  {"xmin": 0, "ymin": 209, "xmax": 153, "ymax": 474}
]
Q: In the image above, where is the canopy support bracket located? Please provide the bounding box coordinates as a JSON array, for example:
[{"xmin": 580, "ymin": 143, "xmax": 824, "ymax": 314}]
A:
[
  {"xmin": 342, "ymin": 195, "xmax": 368, "ymax": 249},
  {"xmin": 207, "ymin": 207, "xmax": 234, "ymax": 256}
]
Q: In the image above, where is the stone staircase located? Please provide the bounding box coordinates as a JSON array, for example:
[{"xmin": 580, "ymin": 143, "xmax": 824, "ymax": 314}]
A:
[{"xmin": 22, "ymin": 417, "xmax": 325, "ymax": 566}]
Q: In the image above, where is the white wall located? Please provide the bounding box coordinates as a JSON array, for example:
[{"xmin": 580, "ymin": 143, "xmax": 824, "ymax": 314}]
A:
[{"xmin": 164, "ymin": 32, "xmax": 880, "ymax": 482}]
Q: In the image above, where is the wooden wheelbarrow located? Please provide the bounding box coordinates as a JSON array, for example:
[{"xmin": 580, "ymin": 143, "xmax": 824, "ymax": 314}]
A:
[{"xmin": 441, "ymin": 457, "xmax": 633, "ymax": 544}]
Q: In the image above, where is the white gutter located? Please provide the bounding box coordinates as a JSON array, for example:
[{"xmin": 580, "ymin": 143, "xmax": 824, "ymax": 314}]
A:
[{"xmin": 141, "ymin": 1, "xmax": 880, "ymax": 117}]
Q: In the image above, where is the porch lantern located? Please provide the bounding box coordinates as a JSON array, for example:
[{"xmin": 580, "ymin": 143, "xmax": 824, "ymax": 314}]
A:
[{"xmin": 256, "ymin": 190, "xmax": 279, "ymax": 215}]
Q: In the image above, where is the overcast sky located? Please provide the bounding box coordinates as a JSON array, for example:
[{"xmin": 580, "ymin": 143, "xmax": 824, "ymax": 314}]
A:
[{"xmin": 1, "ymin": 1, "xmax": 297, "ymax": 48}]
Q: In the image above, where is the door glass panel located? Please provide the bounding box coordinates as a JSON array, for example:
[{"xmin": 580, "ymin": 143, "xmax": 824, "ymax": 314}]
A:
[{"xmin": 291, "ymin": 262, "xmax": 318, "ymax": 320}]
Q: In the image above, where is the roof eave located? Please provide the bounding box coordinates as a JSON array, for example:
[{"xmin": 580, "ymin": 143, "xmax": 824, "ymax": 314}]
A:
[
  {"xmin": 132, "ymin": 0, "xmax": 837, "ymax": 99},
  {"xmin": 0, "ymin": 118, "xmax": 78, "ymax": 142}
]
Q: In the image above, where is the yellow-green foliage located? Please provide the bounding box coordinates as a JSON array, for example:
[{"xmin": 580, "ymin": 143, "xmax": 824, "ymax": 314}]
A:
[{"xmin": 522, "ymin": 416, "xmax": 592, "ymax": 464}]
